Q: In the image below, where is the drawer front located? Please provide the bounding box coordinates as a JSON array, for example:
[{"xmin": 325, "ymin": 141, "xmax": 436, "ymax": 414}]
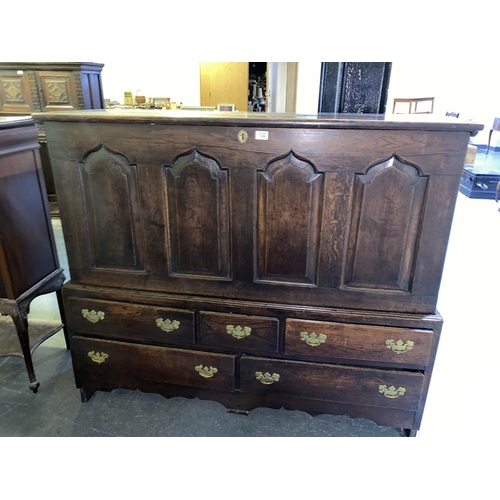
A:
[
  {"xmin": 67, "ymin": 297, "xmax": 194, "ymax": 345},
  {"xmin": 200, "ymin": 311, "xmax": 279, "ymax": 352},
  {"xmin": 240, "ymin": 356, "xmax": 424, "ymax": 411},
  {"xmin": 286, "ymin": 319, "xmax": 433, "ymax": 366},
  {"xmin": 72, "ymin": 336, "xmax": 235, "ymax": 391}
]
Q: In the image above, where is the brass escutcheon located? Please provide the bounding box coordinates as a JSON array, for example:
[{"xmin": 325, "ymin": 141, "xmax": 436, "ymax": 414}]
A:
[
  {"xmin": 238, "ymin": 129, "xmax": 248, "ymax": 144},
  {"xmin": 88, "ymin": 351, "xmax": 109, "ymax": 364},
  {"xmin": 156, "ymin": 318, "xmax": 180, "ymax": 332},
  {"xmin": 378, "ymin": 385, "xmax": 406, "ymax": 399},
  {"xmin": 82, "ymin": 309, "xmax": 105, "ymax": 323},
  {"xmin": 300, "ymin": 331, "xmax": 327, "ymax": 347},
  {"xmin": 195, "ymin": 365, "xmax": 218, "ymax": 378},
  {"xmin": 226, "ymin": 324, "xmax": 251, "ymax": 339},
  {"xmin": 386, "ymin": 339, "xmax": 415, "ymax": 354},
  {"xmin": 255, "ymin": 372, "xmax": 280, "ymax": 385}
]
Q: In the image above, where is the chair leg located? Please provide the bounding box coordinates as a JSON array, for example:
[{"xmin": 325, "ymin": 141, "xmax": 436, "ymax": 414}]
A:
[
  {"xmin": 487, "ymin": 129, "xmax": 493, "ymax": 154},
  {"xmin": 11, "ymin": 307, "xmax": 40, "ymax": 393}
]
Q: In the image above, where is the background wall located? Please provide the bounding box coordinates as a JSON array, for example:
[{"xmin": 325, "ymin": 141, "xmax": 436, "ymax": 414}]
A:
[
  {"xmin": 387, "ymin": 62, "xmax": 500, "ymax": 146},
  {"xmin": 100, "ymin": 61, "xmax": 499, "ymax": 146},
  {"xmin": 295, "ymin": 62, "xmax": 322, "ymax": 114},
  {"xmin": 101, "ymin": 62, "xmax": 201, "ymax": 106}
]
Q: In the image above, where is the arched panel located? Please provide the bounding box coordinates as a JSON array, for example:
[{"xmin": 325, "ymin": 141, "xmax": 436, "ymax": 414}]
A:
[
  {"xmin": 256, "ymin": 151, "xmax": 323, "ymax": 285},
  {"xmin": 79, "ymin": 143, "xmax": 145, "ymax": 271},
  {"xmin": 164, "ymin": 148, "xmax": 230, "ymax": 279},
  {"xmin": 344, "ymin": 155, "xmax": 428, "ymax": 292}
]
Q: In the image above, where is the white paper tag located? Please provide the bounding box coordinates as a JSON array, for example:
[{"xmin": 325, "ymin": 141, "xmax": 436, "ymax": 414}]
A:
[{"xmin": 255, "ymin": 131, "xmax": 269, "ymax": 140}]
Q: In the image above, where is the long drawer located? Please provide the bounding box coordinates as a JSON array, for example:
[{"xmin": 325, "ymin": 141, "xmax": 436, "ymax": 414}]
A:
[
  {"xmin": 71, "ymin": 336, "xmax": 236, "ymax": 391},
  {"xmin": 66, "ymin": 297, "xmax": 195, "ymax": 345},
  {"xmin": 240, "ymin": 355, "xmax": 425, "ymax": 411},
  {"xmin": 285, "ymin": 319, "xmax": 433, "ymax": 366}
]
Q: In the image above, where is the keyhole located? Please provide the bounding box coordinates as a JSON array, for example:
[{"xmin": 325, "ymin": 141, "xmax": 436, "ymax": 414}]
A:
[{"xmin": 238, "ymin": 129, "xmax": 248, "ymax": 144}]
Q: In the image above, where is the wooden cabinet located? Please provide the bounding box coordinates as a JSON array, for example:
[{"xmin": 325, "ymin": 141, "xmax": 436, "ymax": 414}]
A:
[
  {"xmin": 0, "ymin": 62, "xmax": 105, "ymax": 198},
  {"xmin": 36, "ymin": 110, "xmax": 483, "ymax": 435},
  {"xmin": 0, "ymin": 116, "xmax": 67, "ymax": 391}
]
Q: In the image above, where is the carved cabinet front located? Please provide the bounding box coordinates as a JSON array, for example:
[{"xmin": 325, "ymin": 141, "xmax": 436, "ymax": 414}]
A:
[
  {"xmin": 40, "ymin": 112, "xmax": 481, "ymax": 435},
  {"xmin": 47, "ymin": 121, "xmax": 467, "ymax": 314}
]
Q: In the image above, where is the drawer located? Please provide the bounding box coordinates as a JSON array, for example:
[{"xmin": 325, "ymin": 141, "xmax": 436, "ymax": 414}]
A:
[
  {"xmin": 71, "ymin": 336, "xmax": 235, "ymax": 391},
  {"xmin": 66, "ymin": 297, "xmax": 194, "ymax": 345},
  {"xmin": 285, "ymin": 319, "xmax": 433, "ymax": 366},
  {"xmin": 200, "ymin": 311, "xmax": 279, "ymax": 352},
  {"xmin": 240, "ymin": 356, "xmax": 424, "ymax": 411}
]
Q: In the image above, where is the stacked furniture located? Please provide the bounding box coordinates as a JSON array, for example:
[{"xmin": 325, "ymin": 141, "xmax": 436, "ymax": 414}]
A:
[
  {"xmin": 0, "ymin": 62, "xmax": 104, "ymax": 200},
  {"xmin": 0, "ymin": 116, "xmax": 67, "ymax": 392},
  {"xmin": 36, "ymin": 110, "xmax": 482, "ymax": 435}
]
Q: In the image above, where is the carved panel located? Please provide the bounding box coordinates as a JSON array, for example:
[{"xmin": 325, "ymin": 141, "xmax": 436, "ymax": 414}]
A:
[
  {"xmin": 344, "ymin": 155, "xmax": 428, "ymax": 292},
  {"xmin": 0, "ymin": 72, "xmax": 32, "ymax": 113},
  {"xmin": 256, "ymin": 151, "xmax": 323, "ymax": 285},
  {"xmin": 164, "ymin": 148, "xmax": 231, "ymax": 279},
  {"xmin": 79, "ymin": 144, "xmax": 145, "ymax": 272},
  {"xmin": 46, "ymin": 80, "xmax": 69, "ymax": 104},
  {"xmin": 38, "ymin": 72, "xmax": 77, "ymax": 111},
  {"xmin": 3, "ymin": 79, "xmax": 24, "ymax": 102}
]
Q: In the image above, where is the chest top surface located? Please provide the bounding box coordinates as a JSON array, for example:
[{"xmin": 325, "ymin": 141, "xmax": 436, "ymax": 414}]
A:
[{"xmin": 33, "ymin": 109, "xmax": 484, "ymax": 134}]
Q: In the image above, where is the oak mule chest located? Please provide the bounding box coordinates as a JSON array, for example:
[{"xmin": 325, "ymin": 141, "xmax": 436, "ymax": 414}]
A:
[{"xmin": 36, "ymin": 110, "xmax": 482, "ymax": 436}]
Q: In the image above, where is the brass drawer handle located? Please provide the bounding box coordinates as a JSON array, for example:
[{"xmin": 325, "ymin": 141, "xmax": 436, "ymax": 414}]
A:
[
  {"xmin": 226, "ymin": 324, "xmax": 251, "ymax": 339},
  {"xmin": 82, "ymin": 309, "xmax": 105, "ymax": 323},
  {"xmin": 195, "ymin": 365, "xmax": 218, "ymax": 378},
  {"xmin": 386, "ymin": 339, "xmax": 414, "ymax": 354},
  {"xmin": 156, "ymin": 318, "xmax": 180, "ymax": 332},
  {"xmin": 255, "ymin": 371, "xmax": 280, "ymax": 385},
  {"xmin": 300, "ymin": 331, "xmax": 327, "ymax": 347},
  {"xmin": 379, "ymin": 385, "xmax": 406, "ymax": 399},
  {"xmin": 88, "ymin": 351, "xmax": 109, "ymax": 364}
]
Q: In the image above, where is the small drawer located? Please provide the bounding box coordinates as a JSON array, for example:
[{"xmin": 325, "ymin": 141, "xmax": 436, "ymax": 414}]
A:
[
  {"xmin": 66, "ymin": 297, "xmax": 194, "ymax": 345},
  {"xmin": 285, "ymin": 319, "xmax": 433, "ymax": 366},
  {"xmin": 240, "ymin": 356, "xmax": 424, "ymax": 411},
  {"xmin": 200, "ymin": 311, "xmax": 279, "ymax": 352},
  {"xmin": 71, "ymin": 336, "xmax": 235, "ymax": 392}
]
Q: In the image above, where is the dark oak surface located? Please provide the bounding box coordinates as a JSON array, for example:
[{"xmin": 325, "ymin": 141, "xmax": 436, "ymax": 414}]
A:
[
  {"xmin": 41, "ymin": 116, "xmax": 478, "ymax": 314},
  {"xmin": 200, "ymin": 311, "xmax": 279, "ymax": 352},
  {"xmin": 67, "ymin": 296, "xmax": 195, "ymax": 346},
  {"xmin": 285, "ymin": 319, "xmax": 433, "ymax": 366},
  {"xmin": 35, "ymin": 109, "xmax": 483, "ymax": 133},
  {"xmin": 72, "ymin": 336, "xmax": 236, "ymax": 392},
  {"xmin": 40, "ymin": 111, "xmax": 483, "ymax": 434}
]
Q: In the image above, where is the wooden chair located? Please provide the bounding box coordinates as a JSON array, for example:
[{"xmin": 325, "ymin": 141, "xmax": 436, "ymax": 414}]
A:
[
  {"xmin": 486, "ymin": 117, "xmax": 500, "ymax": 154},
  {"xmin": 393, "ymin": 97, "xmax": 434, "ymax": 114}
]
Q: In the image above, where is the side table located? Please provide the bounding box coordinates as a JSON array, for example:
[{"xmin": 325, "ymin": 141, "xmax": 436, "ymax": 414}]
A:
[{"xmin": 0, "ymin": 116, "xmax": 68, "ymax": 392}]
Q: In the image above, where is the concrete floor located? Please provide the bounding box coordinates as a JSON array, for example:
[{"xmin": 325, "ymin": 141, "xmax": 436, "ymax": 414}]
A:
[{"xmin": 1, "ymin": 152, "xmax": 499, "ymax": 437}]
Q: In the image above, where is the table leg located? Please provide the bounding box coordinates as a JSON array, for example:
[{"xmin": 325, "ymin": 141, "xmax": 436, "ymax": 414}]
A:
[{"xmin": 11, "ymin": 306, "xmax": 40, "ymax": 393}]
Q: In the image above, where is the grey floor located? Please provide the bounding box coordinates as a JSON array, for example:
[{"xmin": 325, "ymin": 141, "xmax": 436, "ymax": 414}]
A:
[{"xmin": 1, "ymin": 151, "xmax": 499, "ymax": 437}]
